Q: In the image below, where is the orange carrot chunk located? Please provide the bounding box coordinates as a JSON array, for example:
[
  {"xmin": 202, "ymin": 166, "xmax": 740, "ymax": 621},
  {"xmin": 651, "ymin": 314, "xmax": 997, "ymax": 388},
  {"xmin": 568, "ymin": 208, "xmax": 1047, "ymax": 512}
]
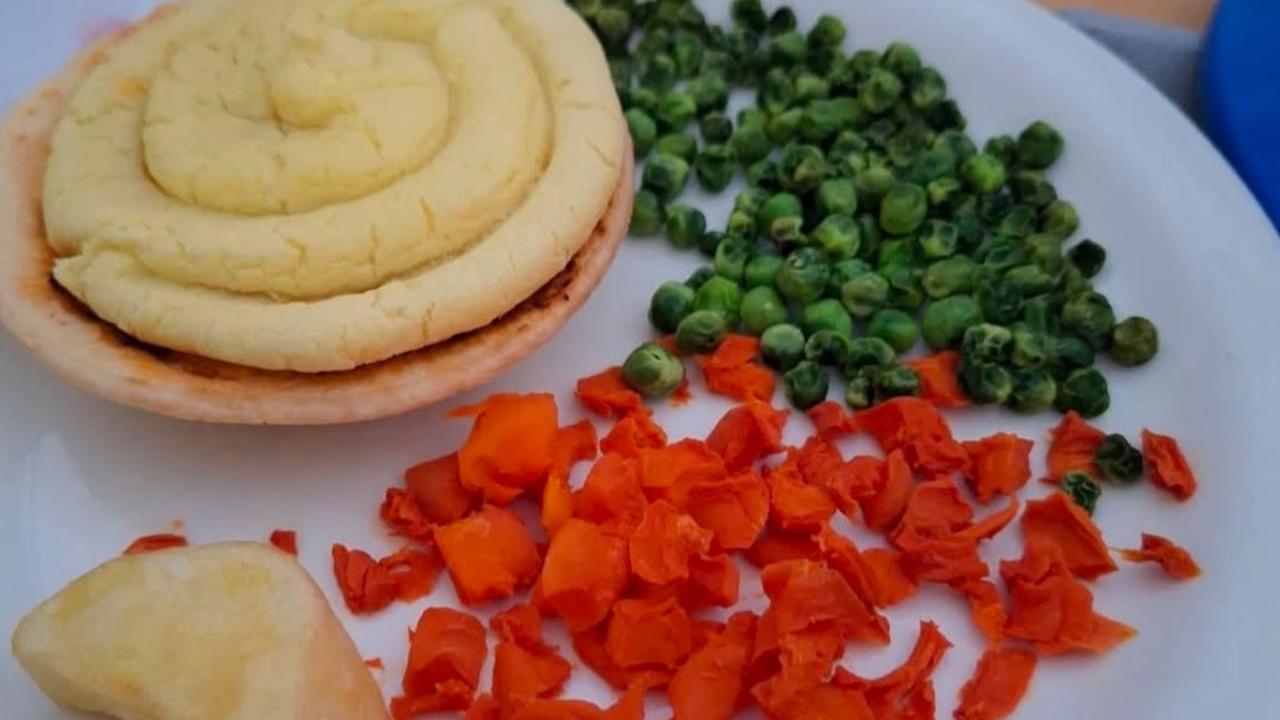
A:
[
  {"xmin": 540, "ymin": 474, "xmax": 575, "ymax": 539},
  {"xmin": 405, "ymin": 452, "xmax": 478, "ymax": 525},
  {"xmin": 268, "ymin": 529, "xmax": 297, "ymax": 556},
  {"xmin": 706, "ymin": 399, "xmax": 788, "ymax": 470},
  {"xmin": 765, "ymin": 455, "xmax": 837, "ymax": 532},
  {"xmin": 540, "ymin": 519, "xmax": 629, "ymax": 632},
  {"xmin": 380, "ymin": 488, "xmax": 435, "ymax": 543},
  {"xmin": 696, "ymin": 335, "xmax": 777, "ymax": 402},
  {"xmin": 629, "ymin": 500, "xmax": 714, "ymax": 585},
  {"xmin": 1141, "ymin": 429, "xmax": 1198, "ymax": 501},
  {"xmin": 1001, "ymin": 536, "xmax": 1136, "ymax": 655},
  {"xmin": 681, "ymin": 469, "xmax": 769, "ymax": 551},
  {"xmin": 835, "ymin": 620, "xmax": 952, "ymax": 718},
  {"xmin": 807, "ymin": 400, "xmax": 854, "ymax": 437},
  {"xmin": 452, "ymin": 393, "xmax": 560, "ymax": 505},
  {"xmin": 826, "ymin": 455, "xmax": 883, "ymax": 518},
  {"xmin": 669, "ymin": 612, "xmax": 755, "ymax": 720},
  {"xmin": 854, "ymin": 397, "xmax": 969, "ymax": 474},
  {"xmin": 435, "ymin": 505, "xmax": 541, "ymax": 606},
  {"xmin": 1118, "ymin": 533, "xmax": 1202, "ymax": 580},
  {"xmin": 576, "ymin": 366, "xmax": 645, "ymax": 418},
  {"xmin": 600, "ymin": 410, "xmax": 668, "ymax": 459},
  {"xmin": 760, "ymin": 559, "xmax": 889, "ymax": 647},
  {"xmin": 606, "ymin": 596, "xmax": 694, "ymax": 671},
  {"xmin": 380, "ymin": 546, "xmax": 443, "ymax": 602},
  {"xmin": 858, "ymin": 449, "xmax": 914, "ymax": 532},
  {"xmin": 744, "ymin": 531, "xmax": 822, "ymax": 568},
  {"xmin": 392, "ymin": 607, "xmax": 487, "ymax": 716},
  {"xmin": 639, "ymin": 439, "xmax": 727, "ymax": 503},
  {"xmin": 1044, "ymin": 411, "xmax": 1105, "ymax": 482},
  {"xmin": 954, "ymin": 647, "xmax": 1037, "ymax": 720},
  {"xmin": 1021, "ymin": 493, "xmax": 1118, "ymax": 580},
  {"xmin": 905, "ymin": 351, "xmax": 970, "ymax": 408},
  {"xmin": 962, "ymin": 433, "xmax": 1034, "ymax": 503},
  {"xmin": 492, "ymin": 640, "xmax": 572, "ymax": 704},
  {"xmin": 490, "ymin": 603, "xmax": 546, "ymax": 650},
  {"xmin": 574, "ymin": 452, "xmax": 648, "ymax": 534},
  {"xmin": 950, "ymin": 578, "xmax": 1008, "ymax": 644},
  {"xmin": 122, "ymin": 533, "xmax": 188, "ymax": 555},
  {"xmin": 861, "ymin": 547, "xmax": 919, "ymax": 608},
  {"xmin": 332, "ymin": 543, "xmax": 397, "ymax": 614},
  {"xmin": 890, "ymin": 476, "xmax": 975, "ymax": 552}
]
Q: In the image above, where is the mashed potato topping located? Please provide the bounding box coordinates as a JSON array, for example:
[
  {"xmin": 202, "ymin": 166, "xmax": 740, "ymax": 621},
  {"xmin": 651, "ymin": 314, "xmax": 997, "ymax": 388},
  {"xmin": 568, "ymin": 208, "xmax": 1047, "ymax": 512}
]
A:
[{"xmin": 45, "ymin": 0, "xmax": 624, "ymax": 371}]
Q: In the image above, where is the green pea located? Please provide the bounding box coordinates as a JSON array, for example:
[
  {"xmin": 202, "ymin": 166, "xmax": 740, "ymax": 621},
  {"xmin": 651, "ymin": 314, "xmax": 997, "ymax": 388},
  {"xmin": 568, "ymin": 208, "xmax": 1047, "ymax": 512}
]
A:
[
  {"xmin": 828, "ymin": 259, "xmax": 873, "ymax": 293},
  {"xmin": 761, "ymin": 68, "xmax": 795, "ymax": 113},
  {"xmin": 905, "ymin": 148, "xmax": 957, "ymax": 186},
  {"xmin": 767, "ymin": 109, "xmax": 803, "ymax": 145},
  {"xmin": 844, "ymin": 337, "xmax": 896, "ymax": 372},
  {"xmin": 1041, "ymin": 200, "xmax": 1080, "ymax": 239},
  {"xmin": 1061, "ymin": 291, "xmax": 1116, "ymax": 350},
  {"xmin": 961, "ymin": 358, "xmax": 1014, "ymax": 405},
  {"xmin": 696, "ymin": 230, "xmax": 723, "ymax": 259},
  {"xmin": 747, "ymin": 160, "xmax": 782, "ymax": 189},
  {"xmin": 922, "ymin": 256, "xmax": 977, "ymax": 299},
  {"xmin": 738, "ymin": 108, "xmax": 768, "ymax": 129},
  {"xmin": 961, "ymin": 153, "xmax": 1007, "ymax": 194},
  {"xmin": 642, "ymin": 152, "xmax": 690, "ymax": 201},
  {"xmin": 725, "ymin": 211, "xmax": 757, "ymax": 240},
  {"xmin": 776, "ymin": 248, "xmax": 831, "ymax": 304},
  {"xmin": 1047, "ymin": 335, "xmax": 1095, "ymax": 377},
  {"xmin": 1055, "ymin": 367, "xmax": 1110, "ymax": 418},
  {"xmin": 808, "ymin": 14, "xmax": 846, "ymax": 48},
  {"xmin": 816, "ymin": 179, "xmax": 859, "ymax": 217},
  {"xmin": 688, "ymin": 73, "xmax": 729, "ymax": 113},
  {"xmin": 984, "ymin": 134, "xmax": 1017, "ymax": 167},
  {"xmin": 761, "ymin": 323, "xmax": 806, "ymax": 371},
  {"xmin": 693, "ymin": 276, "xmax": 744, "ymax": 325},
  {"xmin": 800, "ymin": 98, "xmax": 861, "ymax": 143},
  {"xmin": 676, "ymin": 310, "xmax": 730, "ymax": 354},
  {"xmin": 734, "ymin": 187, "xmax": 770, "ymax": 216},
  {"xmin": 784, "ymin": 361, "xmax": 830, "ymax": 410},
  {"xmin": 800, "ymin": 299, "xmax": 854, "ymax": 337},
  {"xmin": 841, "ymin": 271, "xmax": 890, "ymax": 318},
  {"xmin": 997, "ymin": 206, "xmax": 1037, "ymax": 239},
  {"xmin": 654, "ymin": 133, "xmax": 698, "ymax": 164},
  {"xmin": 1004, "ymin": 264, "xmax": 1056, "ymax": 296},
  {"xmin": 665, "ymin": 204, "xmax": 706, "ymax": 249},
  {"xmin": 741, "ymin": 286, "xmax": 790, "ymax": 336},
  {"xmin": 918, "ymin": 220, "xmax": 959, "ymax": 259},
  {"xmin": 686, "ymin": 267, "xmax": 716, "ymax": 291},
  {"xmin": 1017, "ymin": 120, "xmax": 1065, "ymax": 169},
  {"xmin": 812, "ymin": 214, "xmax": 862, "ymax": 261},
  {"xmin": 700, "ymin": 112, "xmax": 734, "ymax": 144},
  {"xmin": 769, "ymin": 7, "xmax": 797, "ymax": 35},
  {"xmin": 648, "ymin": 281, "xmax": 695, "ymax": 333},
  {"xmin": 770, "ymin": 30, "xmax": 808, "ymax": 65},
  {"xmin": 1024, "ymin": 233, "xmax": 1065, "ymax": 274},
  {"xmin": 1009, "ymin": 169, "xmax": 1058, "ymax": 208},
  {"xmin": 1021, "ymin": 294, "xmax": 1059, "ymax": 334},
  {"xmin": 794, "ymin": 72, "xmax": 832, "ymax": 103},
  {"xmin": 805, "ymin": 330, "xmax": 854, "ymax": 367},
  {"xmin": 922, "ymin": 294, "xmax": 982, "ymax": 349},
  {"xmin": 770, "ymin": 216, "xmax": 806, "ymax": 246},
  {"xmin": 1061, "ymin": 472, "xmax": 1101, "ymax": 516},
  {"xmin": 695, "ymin": 144, "xmax": 737, "ymax": 192},
  {"xmin": 1094, "ymin": 434, "xmax": 1144, "ymax": 484},
  {"xmin": 631, "ymin": 190, "xmax": 665, "ymax": 236},
  {"xmin": 933, "ymin": 129, "xmax": 977, "ymax": 161},
  {"xmin": 628, "ymin": 86, "xmax": 660, "ymax": 115},
  {"xmin": 879, "ymin": 182, "xmax": 928, "ymax": 235},
  {"xmin": 831, "ymin": 131, "xmax": 870, "ymax": 156},
  {"xmin": 909, "ymin": 67, "xmax": 946, "ymax": 109},
  {"xmin": 626, "ymin": 109, "xmax": 658, "ymax": 156},
  {"xmin": 1007, "ymin": 367, "xmax": 1057, "ymax": 414},
  {"xmin": 640, "ymin": 53, "xmax": 677, "ymax": 92},
  {"xmin": 744, "ymin": 254, "xmax": 785, "ymax": 289},
  {"xmin": 757, "ymin": 193, "xmax": 803, "ymax": 234},
  {"xmin": 671, "ymin": 29, "xmax": 704, "ymax": 77},
  {"xmin": 867, "ymin": 309, "xmax": 919, "ymax": 353},
  {"xmin": 655, "ymin": 91, "xmax": 697, "ymax": 130},
  {"xmin": 844, "ymin": 371, "xmax": 873, "ymax": 409},
  {"xmin": 882, "ymin": 42, "xmax": 923, "ymax": 77},
  {"xmin": 1109, "ymin": 316, "xmax": 1159, "ymax": 366},
  {"xmin": 1067, "ymin": 239, "xmax": 1107, "ymax": 279},
  {"xmin": 882, "ymin": 265, "xmax": 925, "ymax": 310},
  {"xmin": 855, "ymin": 164, "xmax": 897, "ymax": 204},
  {"xmin": 1009, "ymin": 325, "xmax": 1050, "ymax": 368},
  {"xmin": 872, "ymin": 364, "xmax": 921, "ymax": 402},
  {"xmin": 730, "ymin": 123, "xmax": 772, "ymax": 164},
  {"xmin": 778, "ymin": 144, "xmax": 829, "ymax": 193},
  {"xmin": 977, "ymin": 280, "xmax": 1023, "ymax": 325},
  {"xmin": 926, "ymin": 177, "xmax": 963, "ymax": 209},
  {"xmin": 713, "ymin": 236, "xmax": 754, "ymax": 282},
  {"xmin": 962, "ymin": 323, "xmax": 1013, "ymax": 363},
  {"xmin": 731, "ymin": 0, "xmax": 768, "ymax": 33},
  {"xmin": 858, "ymin": 68, "xmax": 902, "ymax": 114},
  {"xmin": 622, "ymin": 343, "xmax": 685, "ymax": 398}
]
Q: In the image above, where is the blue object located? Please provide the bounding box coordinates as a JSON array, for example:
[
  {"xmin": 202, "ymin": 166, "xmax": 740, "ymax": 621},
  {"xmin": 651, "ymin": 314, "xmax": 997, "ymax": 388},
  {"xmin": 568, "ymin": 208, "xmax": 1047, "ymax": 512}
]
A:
[{"xmin": 1200, "ymin": 0, "xmax": 1280, "ymax": 230}]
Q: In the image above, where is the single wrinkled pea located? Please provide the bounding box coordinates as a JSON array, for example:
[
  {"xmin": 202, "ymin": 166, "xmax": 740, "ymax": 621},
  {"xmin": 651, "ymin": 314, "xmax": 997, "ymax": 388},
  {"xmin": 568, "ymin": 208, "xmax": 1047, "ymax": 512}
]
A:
[
  {"xmin": 696, "ymin": 144, "xmax": 737, "ymax": 192},
  {"xmin": 867, "ymin": 309, "xmax": 919, "ymax": 353},
  {"xmin": 934, "ymin": 129, "xmax": 977, "ymax": 161},
  {"xmin": 961, "ymin": 358, "xmax": 1014, "ymax": 405},
  {"xmin": 816, "ymin": 178, "xmax": 859, "ymax": 217},
  {"xmin": 628, "ymin": 87, "xmax": 659, "ymax": 115},
  {"xmin": 841, "ymin": 271, "xmax": 890, "ymax": 317},
  {"xmin": 761, "ymin": 323, "xmax": 806, "ymax": 371},
  {"xmin": 761, "ymin": 68, "xmax": 796, "ymax": 114},
  {"xmin": 905, "ymin": 148, "xmax": 957, "ymax": 186},
  {"xmin": 918, "ymin": 219, "xmax": 959, "ymax": 259},
  {"xmin": 794, "ymin": 72, "xmax": 832, "ymax": 103},
  {"xmin": 769, "ymin": 6, "xmax": 797, "ymax": 34},
  {"xmin": 808, "ymin": 45, "xmax": 845, "ymax": 76},
  {"xmin": 1024, "ymin": 233, "xmax": 1065, "ymax": 274},
  {"xmin": 812, "ymin": 214, "xmax": 861, "ymax": 260},
  {"xmin": 1067, "ymin": 239, "xmax": 1107, "ymax": 278},
  {"xmin": 776, "ymin": 248, "xmax": 831, "ymax": 304},
  {"xmin": 800, "ymin": 98, "xmax": 861, "ymax": 143},
  {"xmin": 665, "ymin": 204, "xmax": 706, "ymax": 249},
  {"xmin": 1109, "ymin": 316, "xmax": 1159, "ymax": 366},
  {"xmin": 1007, "ymin": 367, "xmax": 1057, "ymax": 413},
  {"xmin": 671, "ymin": 29, "xmax": 704, "ymax": 77},
  {"xmin": 927, "ymin": 177, "xmax": 963, "ymax": 208},
  {"xmin": 744, "ymin": 254, "xmax": 785, "ymax": 288},
  {"xmin": 882, "ymin": 265, "xmax": 925, "ymax": 310},
  {"xmin": 726, "ymin": 210, "xmax": 757, "ymax": 239},
  {"xmin": 909, "ymin": 67, "xmax": 946, "ymax": 109},
  {"xmin": 1061, "ymin": 291, "xmax": 1116, "ymax": 350},
  {"xmin": 735, "ymin": 187, "xmax": 770, "ymax": 215},
  {"xmin": 1009, "ymin": 324, "xmax": 1050, "ymax": 368},
  {"xmin": 784, "ymin": 361, "xmax": 830, "ymax": 410},
  {"xmin": 1021, "ymin": 293, "xmax": 1058, "ymax": 333},
  {"xmin": 922, "ymin": 294, "xmax": 982, "ymax": 349},
  {"xmin": 856, "ymin": 164, "xmax": 897, "ymax": 204},
  {"xmin": 595, "ymin": 8, "xmax": 631, "ymax": 52},
  {"xmin": 631, "ymin": 190, "xmax": 665, "ymax": 236},
  {"xmin": 656, "ymin": 133, "xmax": 698, "ymax": 163},
  {"xmin": 627, "ymin": 109, "xmax": 658, "ymax": 157},
  {"xmin": 872, "ymin": 364, "xmax": 921, "ymax": 401},
  {"xmin": 741, "ymin": 286, "xmax": 790, "ymax": 336},
  {"xmin": 731, "ymin": 123, "xmax": 772, "ymax": 164},
  {"xmin": 977, "ymin": 280, "xmax": 1023, "ymax": 325},
  {"xmin": 656, "ymin": 91, "xmax": 697, "ymax": 130},
  {"xmin": 748, "ymin": 160, "xmax": 781, "ymax": 189},
  {"xmin": 961, "ymin": 153, "xmax": 1006, "ymax": 194},
  {"xmin": 844, "ymin": 337, "xmax": 896, "ymax": 372},
  {"xmin": 622, "ymin": 343, "xmax": 685, "ymax": 398},
  {"xmin": 730, "ymin": 0, "xmax": 768, "ymax": 32},
  {"xmin": 984, "ymin": 134, "xmax": 1017, "ymax": 167},
  {"xmin": 676, "ymin": 310, "xmax": 729, "ymax": 353},
  {"xmin": 1041, "ymin": 200, "xmax": 1080, "ymax": 239},
  {"xmin": 648, "ymin": 281, "xmax": 695, "ymax": 333},
  {"xmin": 778, "ymin": 144, "xmax": 829, "ymax": 193},
  {"xmin": 1004, "ymin": 264, "xmax": 1056, "ymax": 296},
  {"xmin": 770, "ymin": 30, "xmax": 808, "ymax": 65},
  {"xmin": 1017, "ymin": 120, "xmax": 1065, "ymax": 169},
  {"xmin": 640, "ymin": 53, "xmax": 677, "ymax": 92},
  {"xmin": 764, "ymin": 108, "xmax": 800, "ymax": 144},
  {"xmin": 997, "ymin": 206, "xmax": 1037, "ymax": 239},
  {"xmin": 1095, "ymin": 433, "xmax": 1144, "ymax": 483},
  {"xmin": 805, "ymin": 330, "xmax": 854, "ymax": 366},
  {"xmin": 701, "ymin": 111, "xmax": 733, "ymax": 144},
  {"xmin": 714, "ymin": 236, "xmax": 754, "ymax": 282},
  {"xmin": 694, "ymin": 276, "xmax": 744, "ymax": 325},
  {"xmin": 832, "ymin": 131, "xmax": 870, "ymax": 156},
  {"xmin": 880, "ymin": 182, "xmax": 928, "ymax": 235},
  {"xmin": 845, "ymin": 371, "xmax": 873, "ymax": 409},
  {"xmin": 1055, "ymin": 367, "xmax": 1110, "ymax": 418},
  {"xmin": 686, "ymin": 266, "xmax": 716, "ymax": 290},
  {"xmin": 1009, "ymin": 169, "xmax": 1058, "ymax": 208},
  {"xmin": 1061, "ymin": 471, "xmax": 1102, "ymax": 516},
  {"xmin": 688, "ymin": 73, "xmax": 729, "ymax": 113},
  {"xmin": 922, "ymin": 256, "xmax": 977, "ymax": 299},
  {"xmin": 858, "ymin": 68, "xmax": 902, "ymax": 114},
  {"xmin": 699, "ymin": 230, "xmax": 724, "ymax": 259},
  {"xmin": 808, "ymin": 14, "xmax": 846, "ymax": 48},
  {"xmin": 1048, "ymin": 335, "xmax": 1095, "ymax": 376},
  {"xmin": 882, "ymin": 41, "xmax": 922, "ymax": 77},
  {"xmin": 828, "ymin": 259, "xmax": 873, "ymax": 295},
  {"xmin": 800, "ymin": 298, "xmax": 854, "ymax": 337},
  {"xmin": 962, "ymin": 323, "xmax": 1013, "ymax": 363},
  {"xmin": 770, "ymin": 216, "xmax": 806, "ymax": 245},
  {"xmin": 642, "ymin": 153, "xmax": 690, "ymax": 201},
  {"xmin": 757, "ymin": 192, "xmax": 803, "ymax": 234}
]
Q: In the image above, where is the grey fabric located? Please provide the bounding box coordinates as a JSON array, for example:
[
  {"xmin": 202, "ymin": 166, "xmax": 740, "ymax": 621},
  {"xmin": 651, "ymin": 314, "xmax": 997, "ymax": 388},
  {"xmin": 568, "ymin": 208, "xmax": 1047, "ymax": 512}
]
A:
[{"xmin": 1059, "ymin": 10, "xmax": 1204, "ymax": 122}]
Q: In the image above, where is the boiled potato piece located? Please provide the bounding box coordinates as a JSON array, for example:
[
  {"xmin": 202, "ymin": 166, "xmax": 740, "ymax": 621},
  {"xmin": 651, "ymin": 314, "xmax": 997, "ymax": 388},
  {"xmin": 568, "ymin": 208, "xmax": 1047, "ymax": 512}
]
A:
[{"xmin": 10, "ymin": 542, "xmax": 387, "ymax": 720}]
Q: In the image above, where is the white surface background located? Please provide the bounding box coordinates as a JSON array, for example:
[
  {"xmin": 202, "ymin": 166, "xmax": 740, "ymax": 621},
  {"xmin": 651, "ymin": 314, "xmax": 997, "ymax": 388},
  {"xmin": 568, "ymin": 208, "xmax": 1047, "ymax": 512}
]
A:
[{"xmin": 2, "ymin": 0, "xmax": 1279, "ymax": 717}]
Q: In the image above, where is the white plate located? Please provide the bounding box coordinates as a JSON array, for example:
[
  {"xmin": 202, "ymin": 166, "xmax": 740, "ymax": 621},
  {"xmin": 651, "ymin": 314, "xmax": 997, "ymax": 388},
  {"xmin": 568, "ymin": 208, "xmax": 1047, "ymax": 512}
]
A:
[{"xmin": 3, "ymin": 0, "xmax": 1279, "ymax": 717}]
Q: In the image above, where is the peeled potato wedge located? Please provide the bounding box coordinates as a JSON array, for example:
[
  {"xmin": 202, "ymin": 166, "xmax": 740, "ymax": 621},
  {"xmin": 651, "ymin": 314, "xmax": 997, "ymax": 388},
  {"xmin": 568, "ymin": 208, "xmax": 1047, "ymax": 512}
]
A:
[{"xmin": 10, "ymin": 542, "xmax": 388, "ymax": 720}]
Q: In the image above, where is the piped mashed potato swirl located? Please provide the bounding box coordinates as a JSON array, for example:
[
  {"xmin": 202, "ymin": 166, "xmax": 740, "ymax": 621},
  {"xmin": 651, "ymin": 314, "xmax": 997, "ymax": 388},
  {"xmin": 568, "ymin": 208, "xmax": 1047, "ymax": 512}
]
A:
[{"xmin": 44, "ymin": 0, "xmax": 624, "ymax": 372}]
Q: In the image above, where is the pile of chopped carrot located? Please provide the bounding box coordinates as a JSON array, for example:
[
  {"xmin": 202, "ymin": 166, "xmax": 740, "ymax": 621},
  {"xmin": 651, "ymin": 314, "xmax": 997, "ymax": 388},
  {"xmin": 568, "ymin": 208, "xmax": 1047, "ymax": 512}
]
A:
[{"xmin": 118, "ymin": 342, "xmax": 1200, "ymax": 719}]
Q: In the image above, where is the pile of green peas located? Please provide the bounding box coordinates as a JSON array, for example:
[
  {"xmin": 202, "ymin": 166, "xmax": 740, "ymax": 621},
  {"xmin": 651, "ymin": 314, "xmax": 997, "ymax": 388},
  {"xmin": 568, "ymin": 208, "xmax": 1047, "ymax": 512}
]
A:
[{"xmin": 574, "ymin": 0, "xmax": 1159, "ymax": 415}]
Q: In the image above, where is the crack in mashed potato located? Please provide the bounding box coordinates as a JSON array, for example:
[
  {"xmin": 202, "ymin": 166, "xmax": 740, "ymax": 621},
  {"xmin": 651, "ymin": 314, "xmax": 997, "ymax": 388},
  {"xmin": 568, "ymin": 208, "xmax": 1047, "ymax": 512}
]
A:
[{"xmin": 44, "ymin": 0, "xmax": 624, "ymax": 372}]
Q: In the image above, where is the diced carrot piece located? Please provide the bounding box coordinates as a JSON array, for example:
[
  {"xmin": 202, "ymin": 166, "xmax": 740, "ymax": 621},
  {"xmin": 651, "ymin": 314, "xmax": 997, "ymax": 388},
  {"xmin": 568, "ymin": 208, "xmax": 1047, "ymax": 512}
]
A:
[
  {"xmin": 435, "ymin": 505, "xmax": 541, "ymax": 606},
  {"xmin": 1142, "ymin": 429, "xmax": 1198, "ymax": 501}
]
